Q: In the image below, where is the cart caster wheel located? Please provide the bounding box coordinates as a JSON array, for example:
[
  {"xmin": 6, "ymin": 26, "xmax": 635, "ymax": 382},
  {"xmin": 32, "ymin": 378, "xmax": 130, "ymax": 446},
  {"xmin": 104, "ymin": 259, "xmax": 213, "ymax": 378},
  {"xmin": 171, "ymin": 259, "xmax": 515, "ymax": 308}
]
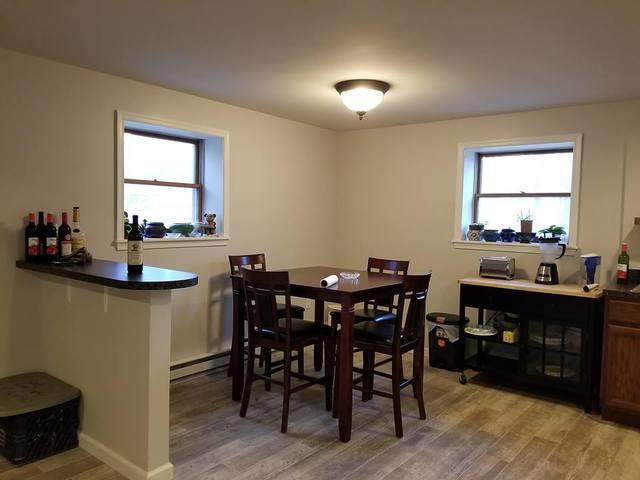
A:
[{"xmin": 459, "ymin": 374, "xmax": 467, "ymax": 385}]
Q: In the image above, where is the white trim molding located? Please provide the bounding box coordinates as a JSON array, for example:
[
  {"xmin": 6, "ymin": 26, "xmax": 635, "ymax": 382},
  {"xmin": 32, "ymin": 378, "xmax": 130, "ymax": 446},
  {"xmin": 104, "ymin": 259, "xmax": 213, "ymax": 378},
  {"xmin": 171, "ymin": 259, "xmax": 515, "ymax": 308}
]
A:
[
  {"xmin": 80, "ymin": 432, "xmax": 174, "ymax": 480},
  {"xmin": 113, "ymin": 235, "xmax": 229, "ymax": 251},
  {"xmin": 451, "ymin": 240, "xmax": 580, "ymax": 255},
  {"xmin": 453, "ymin": 134, "xmax": 583, "ymax": 254},
  {"xmin": 114, "ymin": 111, "xmax": 231, "ymax": 250}
]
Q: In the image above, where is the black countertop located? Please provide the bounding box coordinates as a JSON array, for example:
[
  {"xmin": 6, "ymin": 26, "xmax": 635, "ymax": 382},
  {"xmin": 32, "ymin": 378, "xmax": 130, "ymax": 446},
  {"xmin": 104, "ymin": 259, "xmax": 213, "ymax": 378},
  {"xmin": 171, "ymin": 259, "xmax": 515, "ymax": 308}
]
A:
[
  {"xmin": 16, "ymin": 259, "xmax": 198, "ymax": 290},
  {"xmin": 604, "ymin": 269, "xmax": 640, "ymax": 298}
]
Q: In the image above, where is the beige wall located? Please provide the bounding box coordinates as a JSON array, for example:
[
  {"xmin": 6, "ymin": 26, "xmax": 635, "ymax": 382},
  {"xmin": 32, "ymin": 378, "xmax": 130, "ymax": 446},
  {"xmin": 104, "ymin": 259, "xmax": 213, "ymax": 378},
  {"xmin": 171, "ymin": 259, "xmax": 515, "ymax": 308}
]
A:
[
  {"xmin": 0, "ymin": 48, "xmax": 337, "ymax": 377},
  {"xmin": 3, "ymin": 47, "xmax": 640, "ymax": 379},
  {"xmin": 334, "ymin": 101, "xmax": 640, "ymax": 315}
]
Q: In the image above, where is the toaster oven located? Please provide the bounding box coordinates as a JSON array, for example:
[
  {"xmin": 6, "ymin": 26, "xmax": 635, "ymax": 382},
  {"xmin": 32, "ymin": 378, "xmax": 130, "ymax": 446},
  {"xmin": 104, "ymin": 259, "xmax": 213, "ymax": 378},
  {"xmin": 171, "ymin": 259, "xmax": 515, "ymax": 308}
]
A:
[{"xmin": 479, "ymin": 256, "xmax": 516, "ymax": 280}]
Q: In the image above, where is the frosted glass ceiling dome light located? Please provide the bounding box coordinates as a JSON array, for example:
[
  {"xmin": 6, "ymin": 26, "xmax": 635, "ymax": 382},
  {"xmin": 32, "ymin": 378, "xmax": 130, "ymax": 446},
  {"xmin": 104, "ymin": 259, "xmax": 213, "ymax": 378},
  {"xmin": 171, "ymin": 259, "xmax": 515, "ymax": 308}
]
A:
[{"xmin": 335, "ymin": 79, "xmax": 391, "ymax": 120}]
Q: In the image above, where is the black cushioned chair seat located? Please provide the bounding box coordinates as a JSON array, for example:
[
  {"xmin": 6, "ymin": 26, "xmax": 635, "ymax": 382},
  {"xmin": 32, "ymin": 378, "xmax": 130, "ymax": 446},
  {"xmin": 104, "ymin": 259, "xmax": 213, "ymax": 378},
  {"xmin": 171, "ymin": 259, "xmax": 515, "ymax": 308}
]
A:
[
  {"xmin": 260, "ymin": 318, "xmax": 331, "ymax": 338},
  {"xmin": 353, "ymin": 320, "xmax": 395, "ymax": 343},
  {"xmin": 330, "ymin": 308, "xmax": 396, "ymax": 324},
  {"xmin": 354, "ymin": 321, "xmax": 418, "ymax": 345}
]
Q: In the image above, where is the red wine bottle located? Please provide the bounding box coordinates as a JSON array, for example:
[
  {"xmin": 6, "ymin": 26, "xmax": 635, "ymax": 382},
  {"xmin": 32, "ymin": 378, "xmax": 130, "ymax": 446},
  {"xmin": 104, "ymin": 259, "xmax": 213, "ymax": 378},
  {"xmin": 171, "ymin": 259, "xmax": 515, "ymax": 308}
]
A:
[
  {"xmin": 617, "ymin": 243, "xmax": 630, "ymax": 285},
  {"xmin": 45, "ymin": 213, "xmax": 58, "ymax": 261},
  {"xmin": 127, "ymin": 215, "xmax": 143, "ymax": 274},
  {"xmin": 25, "ymin": 213, "xmax": 39, "ymax": 262},
  {"xmin": 58, "ymin": 212, "xmax": 72, "ymax": 257},
  {"xmin": 36, "ymin": 211, "xmax": 46, "ymax": 261}
]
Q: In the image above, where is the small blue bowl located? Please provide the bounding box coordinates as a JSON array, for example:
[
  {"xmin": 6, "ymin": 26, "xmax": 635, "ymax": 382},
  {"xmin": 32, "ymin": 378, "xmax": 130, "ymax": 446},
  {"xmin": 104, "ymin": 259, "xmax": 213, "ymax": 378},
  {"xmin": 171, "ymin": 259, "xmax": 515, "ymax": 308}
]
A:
[{"xmin": 483, "ymin": 229, "xmax": 500, "ymax": 242}]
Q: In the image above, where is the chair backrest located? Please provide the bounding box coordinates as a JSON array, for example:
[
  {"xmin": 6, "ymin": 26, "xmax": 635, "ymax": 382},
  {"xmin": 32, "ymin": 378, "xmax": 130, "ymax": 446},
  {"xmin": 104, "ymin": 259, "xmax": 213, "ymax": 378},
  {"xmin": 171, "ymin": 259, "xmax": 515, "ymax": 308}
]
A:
[
  {"xmin": 229, "ymin": 253, "xmax": 267, "ymax": 274},
  {"xmin": 242, "ymin": 268, "xmax": 292, "ymax": 345},
  {"xmin": 399, "ymin": 273, "xmax": 433, "ymax": 341},
  {"xmin": 365, "ymin": 257, "xmax": 410, "ymax": 312}
]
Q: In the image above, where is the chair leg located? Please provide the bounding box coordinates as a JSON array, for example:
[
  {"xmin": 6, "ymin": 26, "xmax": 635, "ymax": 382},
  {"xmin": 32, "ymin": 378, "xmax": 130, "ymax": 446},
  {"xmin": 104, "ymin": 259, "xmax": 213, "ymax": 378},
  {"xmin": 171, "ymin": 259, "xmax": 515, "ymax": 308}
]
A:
[
  {"xmin": 239, "ymin": 345, "xmax": 256, "ymax": 418},
  {"xmin": 259, "ymin": 346, "xmax": 266, "ymax": 368},
  {"xmin": 391, "ymin": 351, "xmax": 404, "ymax": 438},
  {"xmin": 367, "ymin": 352, "xmax": 376, "ymax": 401},
  {"xmin": 281, "ymin": 349, "xmax": 293, "ymax": 433},
  {"xmin": 324, "ymin": 336, "xmax": 334, "ymax": 412},
  {"xmin": 298, "ymin": 348, "xmax": 305, "ymax": 375},
  {"xmin": 362, "ymin": 350, "xmax": 373, "ymax": 402},
  {"xmin": 413, "ymin": 344, "xmax": 427, "ymax": 420},
  {"xmin": 264, "ymin": 348, "xmax": 272, "ymax": 392},
  {"xmin": 227, "ymin": 343, "xmax": 234, "ymax": 377}
]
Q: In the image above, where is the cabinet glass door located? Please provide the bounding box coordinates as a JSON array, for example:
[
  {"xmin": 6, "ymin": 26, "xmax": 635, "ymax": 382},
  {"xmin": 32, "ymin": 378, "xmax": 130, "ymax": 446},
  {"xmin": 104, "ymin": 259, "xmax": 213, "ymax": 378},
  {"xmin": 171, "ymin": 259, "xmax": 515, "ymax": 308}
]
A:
[{"xmin": 526, "ymin": 319, "xmax": 582, "ymax": 383}]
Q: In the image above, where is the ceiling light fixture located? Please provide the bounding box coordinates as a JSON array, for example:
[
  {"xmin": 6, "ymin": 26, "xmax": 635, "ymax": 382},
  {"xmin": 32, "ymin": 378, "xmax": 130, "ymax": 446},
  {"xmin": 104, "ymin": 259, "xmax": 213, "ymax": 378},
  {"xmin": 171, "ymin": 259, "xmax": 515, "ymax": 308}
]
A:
[{"xmin": 334, "ymin": 79, "xmax": 391, "ymax": 120}]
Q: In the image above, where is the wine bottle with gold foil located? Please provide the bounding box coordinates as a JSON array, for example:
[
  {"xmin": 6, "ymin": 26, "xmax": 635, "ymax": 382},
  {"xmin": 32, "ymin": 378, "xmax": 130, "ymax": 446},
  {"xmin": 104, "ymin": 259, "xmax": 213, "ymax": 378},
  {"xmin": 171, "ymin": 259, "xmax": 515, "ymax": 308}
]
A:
[{"xmin": 127, "ymin": 215, "xmax": 143, "ymax": 274}]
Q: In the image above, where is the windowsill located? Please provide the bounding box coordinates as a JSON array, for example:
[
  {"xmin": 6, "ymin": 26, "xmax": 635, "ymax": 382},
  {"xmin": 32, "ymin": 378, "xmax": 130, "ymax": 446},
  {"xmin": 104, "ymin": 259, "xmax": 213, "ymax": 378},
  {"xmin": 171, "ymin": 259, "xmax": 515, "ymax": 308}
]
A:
[
  {"xmin": 452, "ymin": 240, "xmax": 579, "ymax": 256},
  {"xmin": 114, "ymin": 235, "xmax": 229, "ymax": 251}
]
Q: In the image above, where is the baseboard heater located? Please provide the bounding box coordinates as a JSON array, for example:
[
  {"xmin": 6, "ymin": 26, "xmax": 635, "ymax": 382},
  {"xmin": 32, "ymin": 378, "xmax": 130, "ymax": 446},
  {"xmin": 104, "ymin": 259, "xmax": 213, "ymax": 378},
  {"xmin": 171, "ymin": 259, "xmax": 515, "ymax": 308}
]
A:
[{"xmin": 170, "ymin": 350, "xmax": 232, "ymax": 381}]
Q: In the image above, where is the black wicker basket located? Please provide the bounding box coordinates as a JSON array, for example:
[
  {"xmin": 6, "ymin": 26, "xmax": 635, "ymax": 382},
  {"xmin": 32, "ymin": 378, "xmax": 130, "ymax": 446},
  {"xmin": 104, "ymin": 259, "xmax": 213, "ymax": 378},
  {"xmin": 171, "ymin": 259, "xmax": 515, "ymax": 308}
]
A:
[
  {"xmin": 0, "ymin": 373, "xmax": 80, "ymax": 465},
  {"xmin": 0, "ymin": 398, "xmax": 79, "ymax": 465}
]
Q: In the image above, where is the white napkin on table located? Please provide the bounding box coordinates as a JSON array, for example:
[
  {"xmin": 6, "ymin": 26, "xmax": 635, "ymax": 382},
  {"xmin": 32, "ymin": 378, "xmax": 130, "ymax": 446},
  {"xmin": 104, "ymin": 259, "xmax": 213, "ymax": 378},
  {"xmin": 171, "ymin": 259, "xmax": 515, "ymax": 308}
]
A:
[{"xmin": 320, "ymin": 274, "xmax": 339, "ymax": 288}]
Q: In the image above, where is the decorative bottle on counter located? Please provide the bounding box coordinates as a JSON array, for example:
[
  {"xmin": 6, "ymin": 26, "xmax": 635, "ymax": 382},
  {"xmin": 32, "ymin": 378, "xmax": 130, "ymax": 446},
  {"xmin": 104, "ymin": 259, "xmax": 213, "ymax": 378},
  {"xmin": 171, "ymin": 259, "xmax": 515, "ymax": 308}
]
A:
[
  {"xmin": 45, "ymin": 213, "xmax": 58, "ymax": 261},
  {"xmin": 71, "ymin": 206, "xmax": 86, "ymax": 253},
  {"xmin": 617, "ymin": 243, "xmax": 630, "ymax": 285},
  {"xmin": 25, "ymin": 212, "xmax": 39, "ymax": 262},
  {"xmin": 58, "ymin": 211, "xmax": 72, "ymax": 257},
  {"xmin": 36, "ymin": 211, "xmax": 46, "ymax": 261},
  {"xmin": 127, "ymin": 214, "xmax": 143, "ymax": 274}
]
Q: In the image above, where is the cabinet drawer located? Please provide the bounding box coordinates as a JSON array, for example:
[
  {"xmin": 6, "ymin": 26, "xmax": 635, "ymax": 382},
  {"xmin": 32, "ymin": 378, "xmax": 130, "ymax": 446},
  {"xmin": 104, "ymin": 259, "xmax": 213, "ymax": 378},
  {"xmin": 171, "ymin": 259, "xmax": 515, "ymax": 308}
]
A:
[
  {"xmin": 461, "ymin": 285, "xmax": 521, "ymax": 312},
  {"xmin": 607, "ymin": 299, "xmax": 640, "ymax": 327}
]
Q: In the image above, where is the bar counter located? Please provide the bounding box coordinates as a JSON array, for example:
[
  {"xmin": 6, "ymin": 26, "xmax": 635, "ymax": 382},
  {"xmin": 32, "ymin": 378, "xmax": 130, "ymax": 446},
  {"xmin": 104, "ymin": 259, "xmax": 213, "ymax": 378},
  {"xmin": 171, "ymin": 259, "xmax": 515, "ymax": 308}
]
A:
[
  {"xmin": 16, "ymin": 259, "xmax": 198, "ymax": 290},
  {"xmin": 15, "ymin": 258, "xmax": 198, "ymax": 480}
]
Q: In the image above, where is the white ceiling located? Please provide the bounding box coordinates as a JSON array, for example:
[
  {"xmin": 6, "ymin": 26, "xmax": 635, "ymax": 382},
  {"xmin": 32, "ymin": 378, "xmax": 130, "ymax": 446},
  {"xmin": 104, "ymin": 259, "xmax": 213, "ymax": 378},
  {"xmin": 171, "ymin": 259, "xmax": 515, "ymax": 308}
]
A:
[{"xmin": 1, "ymin": 0, "xmax": 639, "ymax": 131}]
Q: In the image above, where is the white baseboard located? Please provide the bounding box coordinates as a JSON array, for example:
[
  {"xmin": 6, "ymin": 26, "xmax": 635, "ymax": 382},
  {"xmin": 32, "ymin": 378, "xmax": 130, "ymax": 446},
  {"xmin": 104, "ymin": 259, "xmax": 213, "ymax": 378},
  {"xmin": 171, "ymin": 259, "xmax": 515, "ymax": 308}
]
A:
[{"xmin": 79, "ymin": 432, "xmax": 174, "ymax": 480}]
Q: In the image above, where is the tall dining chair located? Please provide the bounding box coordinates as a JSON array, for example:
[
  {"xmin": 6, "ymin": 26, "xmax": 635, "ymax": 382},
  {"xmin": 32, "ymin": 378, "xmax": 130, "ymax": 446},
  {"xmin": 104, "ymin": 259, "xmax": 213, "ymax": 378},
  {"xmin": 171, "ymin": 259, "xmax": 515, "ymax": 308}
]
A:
[
  {"xmin": 239, "ymin": 269, "xmax": 334, "ymax": 433},
  {"xmin": 228, "ymin": 254, "xmax": 306, "ymax": 384},
  {"xmin": 328, "ymin": 257, "xmax": 409, "ymax": 331},
  {"xmin": 339, "ymin": 273, "xmax": 432, "ymax": 438}
]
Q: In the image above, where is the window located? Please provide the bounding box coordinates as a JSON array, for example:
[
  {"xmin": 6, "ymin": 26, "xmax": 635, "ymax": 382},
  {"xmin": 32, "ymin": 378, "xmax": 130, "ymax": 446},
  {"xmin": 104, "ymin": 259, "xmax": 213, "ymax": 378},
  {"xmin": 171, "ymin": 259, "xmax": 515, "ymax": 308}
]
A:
[
  {"xmin": 474, "ymin": 149, "xmax": 573, "ymax": 235},
  {"xmin": 124, "ymin": 130, "xmax": 202, "ymax": 225},
  {"xmin": 454, "ymin": 135, "xmax": 582, "ymax": 252},
  {"xmin": 115, "ymin": 111, "xmax": 230, "ymax": 250}
]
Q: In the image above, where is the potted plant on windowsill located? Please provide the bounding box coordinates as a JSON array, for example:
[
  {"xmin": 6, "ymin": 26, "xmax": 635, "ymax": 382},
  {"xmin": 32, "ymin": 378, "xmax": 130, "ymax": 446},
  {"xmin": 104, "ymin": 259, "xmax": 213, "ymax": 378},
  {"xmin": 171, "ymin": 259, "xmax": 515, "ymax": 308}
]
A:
[
  {"xmin": 538, "ymin": 225, "xmax": 566, "ymax": 238},
  {"xmin": 517, "ymin": 209, "xmax": 534, "ymax": 233}
]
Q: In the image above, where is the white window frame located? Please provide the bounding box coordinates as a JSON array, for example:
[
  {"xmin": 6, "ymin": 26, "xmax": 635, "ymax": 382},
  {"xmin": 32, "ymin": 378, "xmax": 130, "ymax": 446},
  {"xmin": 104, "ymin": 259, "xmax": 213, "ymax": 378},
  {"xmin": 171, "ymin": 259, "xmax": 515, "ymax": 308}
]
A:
[
  {"xmin": 452, "ymin": 134, "xmax": 582, "ymax": 255},
  {"xmin": 114, "ymin": 111, "xmax": 230, "ymax": 250}
]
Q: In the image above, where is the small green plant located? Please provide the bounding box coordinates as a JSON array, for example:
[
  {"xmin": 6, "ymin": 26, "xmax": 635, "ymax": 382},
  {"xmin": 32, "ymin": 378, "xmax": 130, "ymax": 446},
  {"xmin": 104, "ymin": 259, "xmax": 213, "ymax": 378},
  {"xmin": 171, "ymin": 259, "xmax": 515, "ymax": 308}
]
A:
[
  {"xmin": 517, "ymin": 209, "xmax": 533, "ymax": 221},
  {"xmin": 538, "ymin": 225, "xmax": 566, "ymax": 237}
]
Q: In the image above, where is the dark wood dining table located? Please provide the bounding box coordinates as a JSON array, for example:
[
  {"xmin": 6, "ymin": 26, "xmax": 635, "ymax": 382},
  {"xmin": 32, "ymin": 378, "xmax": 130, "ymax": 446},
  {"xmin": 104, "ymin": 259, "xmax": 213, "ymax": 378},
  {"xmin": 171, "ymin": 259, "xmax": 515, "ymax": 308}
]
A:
[{"xmin": 229, "ymin": 266, "xmax": 404, "ymax": 442}]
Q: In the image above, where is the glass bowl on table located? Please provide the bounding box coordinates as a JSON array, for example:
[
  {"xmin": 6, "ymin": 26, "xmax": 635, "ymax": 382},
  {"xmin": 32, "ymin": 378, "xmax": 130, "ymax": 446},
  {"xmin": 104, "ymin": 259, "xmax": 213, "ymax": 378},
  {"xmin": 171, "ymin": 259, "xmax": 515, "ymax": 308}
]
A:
[{"xmin": 339, "ymin": 272, "xmax": 360, "ymax": 280}]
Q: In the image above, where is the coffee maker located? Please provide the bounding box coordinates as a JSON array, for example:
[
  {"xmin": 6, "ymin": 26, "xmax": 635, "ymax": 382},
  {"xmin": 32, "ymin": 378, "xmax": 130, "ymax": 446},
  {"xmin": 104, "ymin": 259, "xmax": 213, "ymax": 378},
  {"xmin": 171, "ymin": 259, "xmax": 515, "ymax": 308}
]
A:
[{"xmin": 535, "ymin": 237, "xmax": 567, "ymax": 285}]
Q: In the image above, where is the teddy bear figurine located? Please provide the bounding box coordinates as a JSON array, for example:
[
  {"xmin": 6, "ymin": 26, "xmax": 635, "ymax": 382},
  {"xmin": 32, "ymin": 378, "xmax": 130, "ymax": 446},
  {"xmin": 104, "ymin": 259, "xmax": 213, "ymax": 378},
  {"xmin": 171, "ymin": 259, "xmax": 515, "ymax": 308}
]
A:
[{"xmin": 203, "ymin": 213, "xmax": 217, "ymax": 235}]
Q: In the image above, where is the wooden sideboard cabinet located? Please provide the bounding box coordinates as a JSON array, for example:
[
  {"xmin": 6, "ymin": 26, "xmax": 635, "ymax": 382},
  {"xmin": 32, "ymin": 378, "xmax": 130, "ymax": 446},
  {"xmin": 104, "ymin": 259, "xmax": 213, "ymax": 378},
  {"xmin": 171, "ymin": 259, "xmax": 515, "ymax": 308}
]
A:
[{"xmin": 601, "ymin": 292, "xmax": 640, "ymax": 427}]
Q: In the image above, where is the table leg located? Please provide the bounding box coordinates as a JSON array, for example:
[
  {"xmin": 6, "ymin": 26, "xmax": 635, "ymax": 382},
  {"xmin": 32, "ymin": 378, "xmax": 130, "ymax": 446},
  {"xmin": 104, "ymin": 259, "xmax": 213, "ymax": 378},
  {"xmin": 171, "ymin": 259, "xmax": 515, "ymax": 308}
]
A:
[
  {"xmin": 314, "ymin": 299, "xmax": 324, "ymax": 371},
  {"xmin": 231, "ymin": 280, "xmax": 245, "ymax": 401},
  {"xmin": 337, "ymin": 299, "xmax": 354, "ymax": 442},
  {"xmin": 458, "ymin": 292, "xmax": 467, "ymax": 384}
]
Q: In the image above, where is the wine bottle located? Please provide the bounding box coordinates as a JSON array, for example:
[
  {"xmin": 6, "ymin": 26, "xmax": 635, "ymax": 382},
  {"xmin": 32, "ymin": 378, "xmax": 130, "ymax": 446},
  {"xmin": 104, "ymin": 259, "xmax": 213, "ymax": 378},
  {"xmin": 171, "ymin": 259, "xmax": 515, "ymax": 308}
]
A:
[
  {"xmin": 25, "ymin": 213, "xmax": 39, "ymax": 262},
  {"xmin": 71, "ymin": 206, "xmax": 86, "ymax": 253},
  {"xmin": 127, "ymin": 214, "xmax": 143, "ymax": 274},
  {"xmin": 36, "ymin": 211, "xmax": 46, "ymax": 261},
  {"xmin": 617, "ymin": 243, "xmax": 630, "ymax": 285},
  {"xmin": 58, "ymin": 212, "xmax": 72, "ymax": 257},
  {"xmin": 45, "ymin": 213, "xmax": 58, "ymax": 261}
]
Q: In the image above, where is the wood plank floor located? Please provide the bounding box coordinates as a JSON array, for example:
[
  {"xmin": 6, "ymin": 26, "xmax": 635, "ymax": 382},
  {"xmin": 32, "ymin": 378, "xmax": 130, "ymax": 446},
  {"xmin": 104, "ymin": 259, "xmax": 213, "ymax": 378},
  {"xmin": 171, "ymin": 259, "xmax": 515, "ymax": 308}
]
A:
[{"xmin": 2, "ymin": 352, "xmax": 640, "ymax": 479}]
